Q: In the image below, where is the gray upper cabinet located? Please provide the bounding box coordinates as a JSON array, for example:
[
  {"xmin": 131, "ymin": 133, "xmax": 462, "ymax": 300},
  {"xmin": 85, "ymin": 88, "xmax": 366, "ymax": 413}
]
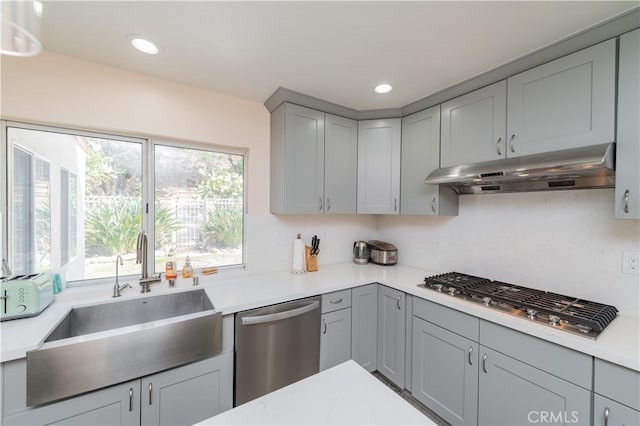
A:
[
  {"xmin": 357, "ymin": 119, "xmax": 402, "ymax": 214},
  {"xmin": 401, "ymin": 106, "xmax": 458, "ymax": 216},
  {"xmin": 377, "ymin": 285, "xmax": 405, "ymax": 388},
  {"xmin": 351, "ymin": 284, "xmax": 378, "ymax": 372},
  {"xmin": 324, "ymin": 114, "xmax": 358, "ymax": 214},
  {"xmin": 440, "ymin": 81, "xmax": 507, "ymax": 167},
  {"xmin": 615, "ymin": 29, "xmax": 640, "ymax": 219},
  {"xmin": 507, "ymin": 39, "xmax": 615, "ymax": 157},
  {"xmin": 271, "ymin": 103, "xmax": 325, "ymax": 214}
]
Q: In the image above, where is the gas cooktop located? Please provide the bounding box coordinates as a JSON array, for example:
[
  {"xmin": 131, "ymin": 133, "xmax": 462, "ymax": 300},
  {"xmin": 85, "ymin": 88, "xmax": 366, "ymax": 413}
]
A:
[{"xmin": 419, "ymin": 272, "xmax": 618, "ymax": 339}]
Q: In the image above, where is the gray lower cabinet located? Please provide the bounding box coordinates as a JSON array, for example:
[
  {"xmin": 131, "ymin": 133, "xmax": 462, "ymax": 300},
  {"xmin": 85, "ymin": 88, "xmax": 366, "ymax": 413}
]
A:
[
  {"xmin": 477, "ymin": 346, "xmax": 591, "ymax": 426},
  {"xmin": 351, "ymin": 284, "xmax": 378, "ymax": 372},
  {"xmin": 593, "ymin": 358, "xmax": 640, "ymax": 426},
  {"xmin": 412, "ymin": 317, "xmax": 478, "ymax": 426},
  {"xmin": 319, "ymin": 308, "xmax": 352, "ymax": 371},
  {"xmin": 377, "ymin": 285, "xmax": 405, "ymax": 388},
  {"xmin": 2, "ymin": 353, "xmax": 233, "ymax": 426},
  {"xmin": 401, "ymin": 105, "xmax": 458, "ymax": 216},
  {"xmin": 140, "ymin": 352, "xmax": 233, "ymax": 426},
  {"xmin": 615, "ymin": 28, "xmax": 640, "ymax": 219}
]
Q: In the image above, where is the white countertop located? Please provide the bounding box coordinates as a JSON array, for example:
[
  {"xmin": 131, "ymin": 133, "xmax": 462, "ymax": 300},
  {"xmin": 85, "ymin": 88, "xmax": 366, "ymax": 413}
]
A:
[
  {"xmin": 1, "ymin": 263, "xmax": 639, "ymax": 372},
  {"xmin": 196, "ymin": 360, "xmax": 434, "ymax": 425}
]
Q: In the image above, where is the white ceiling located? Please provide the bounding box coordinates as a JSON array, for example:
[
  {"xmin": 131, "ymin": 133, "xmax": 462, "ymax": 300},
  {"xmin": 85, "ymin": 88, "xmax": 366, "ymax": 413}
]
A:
[{"xmin": 38, "ymin": 1, "xmax": 638, "ymax": 110}]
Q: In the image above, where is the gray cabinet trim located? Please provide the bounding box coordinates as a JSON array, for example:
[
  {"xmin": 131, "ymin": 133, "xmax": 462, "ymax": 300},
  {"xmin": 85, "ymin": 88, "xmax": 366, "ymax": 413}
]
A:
[
  {"xmin": 413, "ymin": 297, "xmax": 479, "ymax": 341},
  {"xmin": 264, "ymin": 9, "xmax": 639, "ymax": 119},
  {"xmin": 594, "ymin": 358, "xmax": 640, "ymax": 411}
]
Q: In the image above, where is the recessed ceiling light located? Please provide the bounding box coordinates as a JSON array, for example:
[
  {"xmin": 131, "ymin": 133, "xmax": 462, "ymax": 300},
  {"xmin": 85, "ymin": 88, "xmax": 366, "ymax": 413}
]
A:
[
  {"xmin": 127, "ymin": 35, "xmax": 160, "ymax": 55},
  {"xmin": 374, "ymin": 83, "xmax": 393, "ymax": 94}
]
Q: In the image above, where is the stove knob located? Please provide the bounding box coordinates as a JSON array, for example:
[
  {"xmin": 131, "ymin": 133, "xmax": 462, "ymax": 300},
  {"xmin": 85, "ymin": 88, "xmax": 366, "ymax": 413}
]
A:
[
  {"xmin": 448, "ymin": 287, "xmax": 456, "ymax": 296},
  {"xmin": 526, "ymin": 309, "xmax": 538, "ymax": 320},
  {"xmin": 433, "ymin": 284, "xmax": 443, "ymax": 292},
  {"xmin": 548, "ymin": 315, "xmax": 560, "ymax": 326},
  {"xmin": 482, "ymin": 297, "xmax": 491, "ymax": 307}
]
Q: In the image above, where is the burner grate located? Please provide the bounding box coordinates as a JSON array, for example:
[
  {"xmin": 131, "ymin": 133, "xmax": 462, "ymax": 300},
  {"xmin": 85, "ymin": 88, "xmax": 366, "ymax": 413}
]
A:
[
  {"xmin": 467, "ymin": 281, "xmax": 541, "ymax": 306},
  {"xmin": 525, "ymin": 293, "xmax": 618, "ymax": 332},
  {"xmin": 423, "ymin": 272, "xmax": 489, "ymax": 291}
]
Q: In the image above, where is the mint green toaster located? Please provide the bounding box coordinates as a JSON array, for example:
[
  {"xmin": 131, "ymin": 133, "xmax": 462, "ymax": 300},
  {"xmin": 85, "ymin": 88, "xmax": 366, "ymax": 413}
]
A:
[{"xmin": 0, "ymin": 273, "xmax": 54, "ymax": 321}]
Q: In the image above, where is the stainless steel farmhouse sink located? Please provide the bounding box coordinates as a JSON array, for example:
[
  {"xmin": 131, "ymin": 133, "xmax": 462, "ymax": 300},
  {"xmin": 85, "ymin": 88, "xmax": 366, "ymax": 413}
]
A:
[{"xmin": 26, "ymin": 289, "xmax": 222, "ymax": 406}]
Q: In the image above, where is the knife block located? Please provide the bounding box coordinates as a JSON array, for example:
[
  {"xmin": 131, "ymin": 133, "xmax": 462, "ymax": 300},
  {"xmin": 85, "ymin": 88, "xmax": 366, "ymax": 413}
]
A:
[{"xmin": 305, "ymin": 246, "xmax": 318, "ymax": 272}]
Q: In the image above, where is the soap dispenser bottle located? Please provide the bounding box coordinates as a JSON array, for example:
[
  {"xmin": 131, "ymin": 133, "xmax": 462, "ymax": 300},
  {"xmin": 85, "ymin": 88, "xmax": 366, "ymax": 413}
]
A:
[{"xmin": 182, "ymin": 255, "xmax": 193, "ymax": 278}]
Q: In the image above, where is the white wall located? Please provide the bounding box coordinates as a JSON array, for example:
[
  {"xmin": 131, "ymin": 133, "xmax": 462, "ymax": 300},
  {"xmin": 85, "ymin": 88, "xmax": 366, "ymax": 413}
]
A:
[{"xmin": 377, "ymin": 190, "xmax": 640, "ymax": 315}]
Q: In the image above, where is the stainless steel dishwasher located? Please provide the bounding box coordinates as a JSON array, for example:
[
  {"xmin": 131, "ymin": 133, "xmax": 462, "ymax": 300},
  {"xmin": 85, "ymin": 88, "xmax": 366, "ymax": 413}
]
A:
[{"xmin": 235, "ymin": 296, "xmax": 321, "ymax": 405}]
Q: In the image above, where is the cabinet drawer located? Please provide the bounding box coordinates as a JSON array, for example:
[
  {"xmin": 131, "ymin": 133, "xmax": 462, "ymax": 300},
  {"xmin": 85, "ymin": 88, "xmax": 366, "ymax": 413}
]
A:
[
  {"xmin": 594, "ymin": 359, "xmax": 640, "ymax": 411},
  {"xmin": 322, "ymin": 289, "xmax": 352, "ymax": 313},
  {"xmin": 480, "ymin": 320, "xmax": 591, "ymax": 389},
  {"xmin": 593, "ymin": 394, "xmax": 640, "ymax": 426},
  {"xmin": 413, "ymin": 297, "xmax": 479, "ymax": 341}
]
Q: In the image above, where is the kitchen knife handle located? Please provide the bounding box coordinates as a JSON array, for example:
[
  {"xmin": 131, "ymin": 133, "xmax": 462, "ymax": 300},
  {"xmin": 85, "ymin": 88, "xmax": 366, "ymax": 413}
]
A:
[
  {"xmin": 148, "ymin": 382, "xmax": 152, "ymax": 405},
  {"xmin": 482, "ymin": 353, "xmax": 488, "ymax": 373},
  {"xmin": 468, "ymin": 347, "xmax": 473, "ymax": 366},
  {"xmin": 510, "ymin": 134, "xmax": 516, "ymax": 153},
  {"xmin": 129, "ymin": 388, "xmax": 133, "ymax": 412},
  {"xmin": 496, "ymin": 137, "xmax": 502, "ymax": 156}
]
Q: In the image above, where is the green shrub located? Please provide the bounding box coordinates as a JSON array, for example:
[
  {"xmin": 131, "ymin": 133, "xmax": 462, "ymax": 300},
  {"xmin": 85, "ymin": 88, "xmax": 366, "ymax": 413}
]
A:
[{"xmin": 200, "ymin": 204, "xmax": 243, "ymax": 249}]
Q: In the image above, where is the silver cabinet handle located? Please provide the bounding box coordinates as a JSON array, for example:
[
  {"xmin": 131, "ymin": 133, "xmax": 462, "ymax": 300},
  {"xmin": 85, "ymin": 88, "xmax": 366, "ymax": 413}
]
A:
[
  {"xmin": 510, "ymin": 134, "xmax": 516, "ymax": 153},
  {"xmin": 241, "ymin": 301, "xmax": 320, "ymax": 325},
  {"xmin": 326, "ymin": 198, "xmax": 331, "ymax": 211},
  {"xmin": 394, "ymin": 198, "xmax": 397, "ymax": 212},
  {"xmin": 148, "ymin": 382, "xmax": 152, "ymax": 405},
  {"xmin": 468, "ymin": 347, "xmax": 474, "ymax": 366},
  {"xmin": 482, "ymin": 353, "xmax": 488, "ymax": 373},
  {"xmin": 319, "ymin": 197, "xmax": 323, "ymax": 212},
  {"xmin": 431, "ymin": 197, "xmax": 436, "ymax": 213},
  {"xmin": 322, "ymin": 319, "xmax": 327, "ymax": 334},
  {"xmin": 496, "ymin": 137, "xmax": 502, "ymax": 156},
  {"xmin": 396, "ymin": 295, "xmax": 401, "ymax": 310},
  {"xmin": 129, "ymin": 388, "xmax": 133, "ymax": 412},
  {"xmin": 330, "ymin": 298, "xmax": 343, "ymax": 304},
  {"xmin": 604, "ymin": 407, "xmax": 610, "ymax": 426},
  {"xmin": 624, "ymin": 190, "xmax": 630, "ymax": 214}
]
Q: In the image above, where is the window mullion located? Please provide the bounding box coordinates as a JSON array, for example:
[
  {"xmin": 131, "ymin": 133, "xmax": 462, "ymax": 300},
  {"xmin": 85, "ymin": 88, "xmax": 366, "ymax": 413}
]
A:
[{"xmin": 143, "ymin": 139, "xmax": 155, "ymax": 276}]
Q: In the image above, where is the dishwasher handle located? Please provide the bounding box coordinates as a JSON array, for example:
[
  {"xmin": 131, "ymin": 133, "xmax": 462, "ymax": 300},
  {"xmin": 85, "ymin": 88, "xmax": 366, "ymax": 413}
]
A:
[{"xmin": 241, "ymin": 301, "xmax": 320, "ymax": 325}]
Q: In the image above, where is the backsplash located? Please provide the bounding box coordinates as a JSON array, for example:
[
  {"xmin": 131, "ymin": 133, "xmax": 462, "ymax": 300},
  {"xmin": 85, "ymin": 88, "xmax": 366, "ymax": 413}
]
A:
[{"xmin": 376, "ymin": 189, "xmax": 640, "ymax": 315}]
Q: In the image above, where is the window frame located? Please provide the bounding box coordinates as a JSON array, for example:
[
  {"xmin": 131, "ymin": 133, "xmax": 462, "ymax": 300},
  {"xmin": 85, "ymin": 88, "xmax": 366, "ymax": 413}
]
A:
[{"xmin": 1, "ymin": 120, "xmax": 247, "ymax": 286}]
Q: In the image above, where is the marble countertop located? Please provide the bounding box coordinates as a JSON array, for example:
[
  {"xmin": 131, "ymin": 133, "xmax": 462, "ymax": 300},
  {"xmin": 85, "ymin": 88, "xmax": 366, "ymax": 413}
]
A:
[
  {"xmin": 1, "ymin": 263, "xmax": 638, "ymax": 372},
  {"xmin": 196, "ymin": 360, "xmax": 434, "ymax": 425}
]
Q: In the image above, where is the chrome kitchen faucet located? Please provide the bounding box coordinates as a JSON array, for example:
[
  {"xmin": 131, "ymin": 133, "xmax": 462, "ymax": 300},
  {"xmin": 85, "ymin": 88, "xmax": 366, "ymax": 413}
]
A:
[
  {"xmin": 136, "ymin": 230, "xmax": 161, "ymax": 292},
  {"xmin": 112, "ymin": 255, "xmax": 131, "ymax": 297}
]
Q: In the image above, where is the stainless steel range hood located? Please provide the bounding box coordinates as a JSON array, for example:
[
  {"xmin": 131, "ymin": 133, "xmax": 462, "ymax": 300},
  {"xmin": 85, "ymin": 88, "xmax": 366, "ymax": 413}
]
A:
[{"xmin": 425, "ymin": 143, "xmax": 615, "ymax": 195}]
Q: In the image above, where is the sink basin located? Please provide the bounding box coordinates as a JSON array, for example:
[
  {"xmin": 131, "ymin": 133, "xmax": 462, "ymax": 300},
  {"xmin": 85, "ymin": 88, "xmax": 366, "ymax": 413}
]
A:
[{"xmin": 27, "ymin": 289, "xmax": 222, "ymax": 406}]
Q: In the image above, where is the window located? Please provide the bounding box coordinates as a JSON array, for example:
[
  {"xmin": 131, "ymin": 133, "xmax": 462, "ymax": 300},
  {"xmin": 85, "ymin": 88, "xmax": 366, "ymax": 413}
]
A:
[{"xmin": 2, "ymin": 123, "xmax": 245, "ymax": 284}]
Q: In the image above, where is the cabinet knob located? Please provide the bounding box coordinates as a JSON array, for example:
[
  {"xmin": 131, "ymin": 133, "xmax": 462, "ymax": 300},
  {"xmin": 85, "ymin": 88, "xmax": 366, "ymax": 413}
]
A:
[
  {"xmin": 496, "ymin": 138, "xmax": 502, "ymax": 156},
  {"xmin": 468, "ymin": 347, "xmax": 474, "ymax": 366},
  {"xmin": 624, "ymin": 190, "xmax": 630, "ymax": 214},
  {"xmin": 148, "ymin": 382, "xmax": 153, "ymax": 405},
  {"xmin": 394, "ymin": 198, "xmax": 397, "ymax": 212},
  {"xmin": 604, "ymin": 407, "xmax": 610, "ymax": 426},
  {"xmin": 510, "ymin": 134, "xmax": 516, "ymax": 153},
  {"xmin": 319, "ymin": 197, "xmax": 323, "ymax": 212},
  {"xmin": 129, "ymin": 388, "xmax": 134, "ymax": 412},
  {"xmin": 431, "ymin": 197, "xmax": 436, "ymax": 213},
  {"xmin": 482, "ymin": 353, "xmax": 488, "ymax": 373},
  {"xmin": 322, "ymin": 319, "xmax": 327, "ymax": 334},
  {"xmin": 396, "ymin": 295, "xmax": 402, "ymax": 310},
  {"xmin": 326, "ymin": 198, "xmax": 331, "ymax": 211}
]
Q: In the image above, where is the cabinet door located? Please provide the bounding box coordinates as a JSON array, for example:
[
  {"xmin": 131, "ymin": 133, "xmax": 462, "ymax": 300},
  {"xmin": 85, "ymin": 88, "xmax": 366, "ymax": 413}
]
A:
[
  {"xmin": 271, "ymin": 103, "xmax": 325, "ymax": 214},
  {"xmin": 507, "ymin": 39, "xmax": 615, "ymax": 158},
  {"xmin": 357, "ymin": 119, "xmax": 401, "ymax": 214},
  {"xmin": 440, "ymin": 81, "xmax": 506, "ymax": 167},
  {"xmin": 320, "ymin": 308, "xmax": 352, "ymax": 371},
  {"xmin": 141, "ymin": 352, "xmax": 233, "ymax": 426},
  {"xmin": 615, "ymin": 29, "xmax": 640, "ymax": 219},
  {"xmin": 478, "ymin": 346, "xmax": 591, "ymax": 426},
  {"xmin": 3, "ymin": 380, "xmax": 140, "ymax": 426},
  {"xmin": 401, "ymin": 106, "xmax": 458, "ymax": 216},
  {"xmin": 593, "ymin": 394, "xmax": 640, "ymax": 426},
  {"xmin": 412, "ymin": 317, "xmax": 478, "ymax": 426},
  {"xmin": 325, "ymin": 114, "xmax": 357, "ymax": 214},
  {"xmin": 351, "ymin": 284, "xmax": 378, "ymax": 372},
  {"xmin": 377, "ymin": 286, "xmax": 405, "ymax": 388}
]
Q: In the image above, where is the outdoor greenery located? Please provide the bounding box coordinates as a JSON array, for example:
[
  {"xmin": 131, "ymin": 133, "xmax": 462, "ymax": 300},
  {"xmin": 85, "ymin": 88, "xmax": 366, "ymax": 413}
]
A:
[{"xmin": 200, "ymin": 204, "xmax": 243, "ymax": 249}]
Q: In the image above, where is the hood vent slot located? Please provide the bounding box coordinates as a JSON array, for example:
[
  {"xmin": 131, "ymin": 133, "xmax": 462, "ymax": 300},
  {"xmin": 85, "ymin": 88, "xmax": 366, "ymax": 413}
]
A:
[{"xmin": 425, "ymin": 143, "xmax": 615, "ymax": 195}]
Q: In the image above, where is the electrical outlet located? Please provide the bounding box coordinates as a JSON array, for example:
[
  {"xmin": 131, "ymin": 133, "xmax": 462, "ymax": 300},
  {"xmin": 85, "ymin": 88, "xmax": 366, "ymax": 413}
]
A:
[{"xmin": 622, "ymin": 251, "xmax": 640, "ymax": 275}]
